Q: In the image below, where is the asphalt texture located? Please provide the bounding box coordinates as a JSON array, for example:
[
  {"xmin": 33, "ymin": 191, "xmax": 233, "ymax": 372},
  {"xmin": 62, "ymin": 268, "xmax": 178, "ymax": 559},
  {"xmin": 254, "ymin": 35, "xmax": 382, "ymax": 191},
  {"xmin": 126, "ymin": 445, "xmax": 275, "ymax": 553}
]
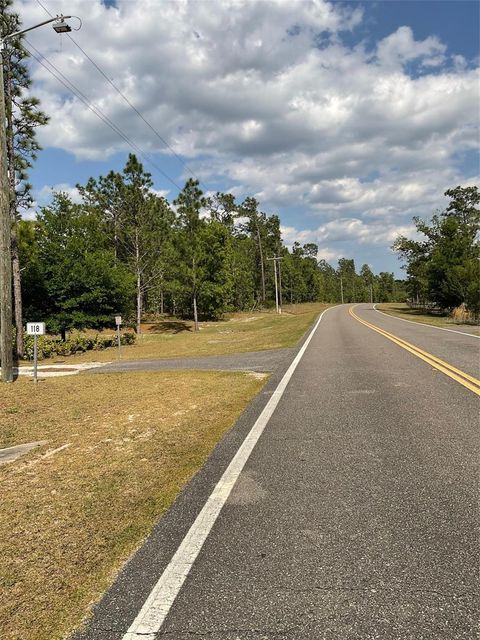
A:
[
  {"xmin": 72, "ymin": 304, "xmax": 479, "ymax": 640},
  {"xmin": 0, "ymin": 440, "xmax": 47, "ymax": 465},
  {"xmin": 91, "ymin": 348, "xmax": 293, "ymax": 374}
]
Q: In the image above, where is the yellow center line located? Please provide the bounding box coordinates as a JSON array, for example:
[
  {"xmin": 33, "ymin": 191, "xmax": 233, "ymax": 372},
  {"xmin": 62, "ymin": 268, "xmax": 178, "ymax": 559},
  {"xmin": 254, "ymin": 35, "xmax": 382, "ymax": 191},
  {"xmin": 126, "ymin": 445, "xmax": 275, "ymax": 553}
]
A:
[{"xmin": 349, "ymin": 305, "xmax": 480, "ymax": 397}]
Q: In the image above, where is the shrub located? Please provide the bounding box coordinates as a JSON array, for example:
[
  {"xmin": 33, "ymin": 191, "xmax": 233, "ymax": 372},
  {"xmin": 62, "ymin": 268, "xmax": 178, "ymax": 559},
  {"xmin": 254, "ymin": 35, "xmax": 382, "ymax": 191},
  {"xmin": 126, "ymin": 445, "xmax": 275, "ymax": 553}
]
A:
[{"xmin": 21, "ymin": 332, "xmax": 136, "ymax": 361}]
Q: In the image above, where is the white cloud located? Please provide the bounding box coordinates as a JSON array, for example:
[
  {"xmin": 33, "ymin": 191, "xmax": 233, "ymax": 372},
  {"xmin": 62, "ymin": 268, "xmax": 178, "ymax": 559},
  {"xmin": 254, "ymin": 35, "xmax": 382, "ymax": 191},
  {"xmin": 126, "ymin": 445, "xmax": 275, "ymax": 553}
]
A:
[
  {"xmin": 375, "ymin": 26, "xmax": 446, "ymax": 69},
  {"xmin": 150, "ymin": 188, "xmax": 170, "ymax": 199},
  {"xmin": 15, "ymin": 0, "xmax": 479, "ymax": 257},
  {"xmin": 36, "ymin": 183, "xmax": 82, "ymax": 203}
]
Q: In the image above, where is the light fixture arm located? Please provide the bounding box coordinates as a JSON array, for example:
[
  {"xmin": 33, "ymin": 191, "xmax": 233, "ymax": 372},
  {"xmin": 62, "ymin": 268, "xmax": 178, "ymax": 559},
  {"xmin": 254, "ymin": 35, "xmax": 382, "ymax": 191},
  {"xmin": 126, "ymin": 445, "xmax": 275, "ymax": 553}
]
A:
[{"xmin": 1, "ymin": 14, "xmax": 80, "ymax": 49}]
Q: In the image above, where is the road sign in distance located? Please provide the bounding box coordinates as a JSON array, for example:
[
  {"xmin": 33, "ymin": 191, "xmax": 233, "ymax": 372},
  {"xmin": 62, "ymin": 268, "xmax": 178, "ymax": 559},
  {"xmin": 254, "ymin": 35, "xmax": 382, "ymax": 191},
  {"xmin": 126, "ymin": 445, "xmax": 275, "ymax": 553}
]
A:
[
  {"xmin": 115, "ymin": 316, "xmax": 122, "ymax": 325},
  {"xmin": 26, "ymin": 322, "xmax": 46, "ymax": 335}
]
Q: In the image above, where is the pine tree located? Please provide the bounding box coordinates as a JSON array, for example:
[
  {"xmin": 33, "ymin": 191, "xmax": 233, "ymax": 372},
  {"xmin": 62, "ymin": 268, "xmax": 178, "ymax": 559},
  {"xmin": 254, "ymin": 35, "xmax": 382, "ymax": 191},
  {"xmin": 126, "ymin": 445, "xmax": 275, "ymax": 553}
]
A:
[
  {"xmin": 173, "ymin": 179, "xmax": 207, "ymax": 331},
  {"xmin": 1, "ymin": 0, "xmax": 49, "ymax": 357}
]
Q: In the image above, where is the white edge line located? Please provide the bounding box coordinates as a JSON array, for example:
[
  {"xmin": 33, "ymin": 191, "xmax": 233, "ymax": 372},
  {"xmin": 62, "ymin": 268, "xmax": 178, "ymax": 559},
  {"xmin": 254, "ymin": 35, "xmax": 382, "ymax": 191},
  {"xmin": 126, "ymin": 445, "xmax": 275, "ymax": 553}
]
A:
[
  {"xmin": 373, "ymin": 304, "xmax": 480, "ymax": 339},
  {"xmin": 123, "ymin": 306, "xmax": 333, "ymax": 638}
]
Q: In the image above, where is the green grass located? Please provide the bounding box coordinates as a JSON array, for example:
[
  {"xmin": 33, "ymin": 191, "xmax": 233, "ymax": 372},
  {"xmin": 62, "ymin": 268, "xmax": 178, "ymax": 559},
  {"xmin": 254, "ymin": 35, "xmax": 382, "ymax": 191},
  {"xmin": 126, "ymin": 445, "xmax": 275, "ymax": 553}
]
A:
[
  {"xmin": 36, "ymin": 302, "xmax": 334, "ymax": 365},
  {"xmin": 376, "ymin": 303, "xmax": 480, "ymax": 335}
]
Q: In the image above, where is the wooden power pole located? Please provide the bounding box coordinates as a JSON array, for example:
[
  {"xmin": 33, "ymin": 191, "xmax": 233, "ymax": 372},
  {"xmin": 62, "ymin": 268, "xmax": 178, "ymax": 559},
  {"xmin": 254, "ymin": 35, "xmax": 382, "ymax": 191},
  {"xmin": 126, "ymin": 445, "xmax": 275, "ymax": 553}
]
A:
[{"xmin": 0, "ymin": 50, "xmax": 13, "ymax": 382}]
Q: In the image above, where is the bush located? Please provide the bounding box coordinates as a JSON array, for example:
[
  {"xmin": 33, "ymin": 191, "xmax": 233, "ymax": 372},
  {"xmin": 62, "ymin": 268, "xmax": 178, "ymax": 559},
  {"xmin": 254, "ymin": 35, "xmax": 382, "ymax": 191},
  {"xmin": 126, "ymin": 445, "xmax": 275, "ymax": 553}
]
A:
[{"xmin": 21, "ymin": 332, "xmax": 136, "ymax": 361}]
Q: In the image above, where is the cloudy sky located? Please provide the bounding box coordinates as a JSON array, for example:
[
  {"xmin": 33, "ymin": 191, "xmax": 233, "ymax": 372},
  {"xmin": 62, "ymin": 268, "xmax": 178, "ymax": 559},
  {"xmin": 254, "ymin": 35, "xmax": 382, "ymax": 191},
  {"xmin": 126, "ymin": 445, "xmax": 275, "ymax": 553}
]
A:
[{"xmin": 16, "ymin": 0, "xmax": 480, "ymax": 274}]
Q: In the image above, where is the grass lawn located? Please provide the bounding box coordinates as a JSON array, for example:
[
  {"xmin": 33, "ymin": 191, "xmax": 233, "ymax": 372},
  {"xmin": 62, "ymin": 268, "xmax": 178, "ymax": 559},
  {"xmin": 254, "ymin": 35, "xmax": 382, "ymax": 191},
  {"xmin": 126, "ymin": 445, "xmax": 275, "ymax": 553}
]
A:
[
  {"xmin": 0, "ymin": 371, "xmax": 267, "ymax": 640},
  {"xmin": 33, "ymin": 302, "xmax": 333, "ymax": 365},
  {"xmin": 376, "ymin": 303, "xmax": 480, "ymax": 335}
]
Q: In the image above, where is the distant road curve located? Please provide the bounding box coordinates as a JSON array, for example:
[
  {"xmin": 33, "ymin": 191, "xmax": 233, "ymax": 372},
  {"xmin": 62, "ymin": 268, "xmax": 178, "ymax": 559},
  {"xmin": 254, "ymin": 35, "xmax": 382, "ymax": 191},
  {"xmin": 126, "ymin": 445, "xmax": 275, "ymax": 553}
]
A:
[
  {"xmin": 374, "ymin": 303, "xmax": 480, "ymax": 338},
  {"xmin": 351, "ymin": 304, "xmax": 480, "ymax": 396}
]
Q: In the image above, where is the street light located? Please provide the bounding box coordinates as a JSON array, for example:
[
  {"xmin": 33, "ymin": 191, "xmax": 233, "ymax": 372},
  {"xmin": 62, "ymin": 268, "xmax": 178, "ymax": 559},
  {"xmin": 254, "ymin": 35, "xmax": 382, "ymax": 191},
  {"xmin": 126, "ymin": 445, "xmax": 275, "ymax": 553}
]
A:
[
  {"xmin": 0, "ymin": 13, "xmax": 80, "ymax": 382},
  {"xmin": 53, "ymin": 18, "xmax": 73, "ymax": 34}
]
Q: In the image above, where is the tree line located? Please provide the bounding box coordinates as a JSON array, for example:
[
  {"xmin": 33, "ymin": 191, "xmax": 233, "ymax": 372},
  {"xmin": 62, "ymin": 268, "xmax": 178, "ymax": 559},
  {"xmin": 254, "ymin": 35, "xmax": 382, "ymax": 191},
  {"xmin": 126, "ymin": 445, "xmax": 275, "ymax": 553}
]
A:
[
  {"xmin": 392, "ymin": 186, "xmax": 479, "ymax": 315},
  {"xmin": 19, "ymin": 153, "xmax": 404, "ymax": 349},
  {"xmin": 3, "ymin": 0, "xmax": 404, "ymax": 361}
]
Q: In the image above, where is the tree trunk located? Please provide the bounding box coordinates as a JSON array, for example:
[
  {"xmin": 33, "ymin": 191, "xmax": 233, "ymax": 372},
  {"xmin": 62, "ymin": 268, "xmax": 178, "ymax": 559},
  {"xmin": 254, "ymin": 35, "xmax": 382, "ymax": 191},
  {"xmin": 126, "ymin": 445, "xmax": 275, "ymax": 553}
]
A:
[
  {"xmin": 11, "ymin": 232, "xmax": 23, "ymax": 357},
  {"xmin": 160, "ymin": 289, "xmax": 164, "ymax": 315},
  {"xmin": 5, "ymin": 54, "xmax": 23, "ymax": 358},
  {"xmin": 193, "ymin": 292, "xmax": 199, "ymax": 332},
  {"xmin": 60, "ymin": 327, "xmax": 67, "ymax": 342},
  {"xmin": 135, "ymin": 228, "xmax": 142, "ymax": 334},
  {"xmin": 256, "ymin": 226, "xmax": 266, "ymax": 303},
  {"xmin": 192, "ymin": 256, "xmax": 199, "ymax": 331},
  {"xmin": 114, "ymin": 213, "xmax": 118, "ymax": 260}
]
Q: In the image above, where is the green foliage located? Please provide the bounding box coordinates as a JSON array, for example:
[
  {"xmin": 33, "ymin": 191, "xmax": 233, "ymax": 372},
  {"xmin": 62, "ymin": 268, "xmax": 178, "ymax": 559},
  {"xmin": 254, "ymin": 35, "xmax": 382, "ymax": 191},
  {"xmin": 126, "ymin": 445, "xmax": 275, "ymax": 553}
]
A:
[
  {"xmin": 393, "ymin": 186, "xmax": 480, "ymax": 312},
  {"xmin": 1, "ymin": 0, "xmax": 49, "ymax": 212},
  {"xmin": 22, "ymin": 332, "xmax": 136, "ymax": 361},
  {"xmin": 23, "ymin": 193, "xmax": 135, "ymax": 334},
  {"xmin": 22, "ymin": 153, "xmax": 414, "ymax": 331}
]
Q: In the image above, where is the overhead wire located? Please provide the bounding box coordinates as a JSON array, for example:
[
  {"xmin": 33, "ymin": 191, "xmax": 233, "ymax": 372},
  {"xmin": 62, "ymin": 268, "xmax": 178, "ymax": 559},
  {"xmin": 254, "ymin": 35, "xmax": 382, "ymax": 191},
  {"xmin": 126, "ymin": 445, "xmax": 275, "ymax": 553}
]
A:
[
  {"xmin": 22, "ymin": 38, "xmax": 183, "ymax": 191},
  {"xmin": 34, "ymin": 0, "xmax": 209, "ymax": 192}
]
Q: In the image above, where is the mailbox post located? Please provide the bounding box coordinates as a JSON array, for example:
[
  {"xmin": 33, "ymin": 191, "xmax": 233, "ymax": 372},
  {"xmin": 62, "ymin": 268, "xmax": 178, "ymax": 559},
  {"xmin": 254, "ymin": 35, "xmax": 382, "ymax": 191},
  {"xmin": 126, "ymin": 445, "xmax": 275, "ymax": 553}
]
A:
[{"xmin": 26, "ymin": 322, "xmax": 45, "ymax": 384}]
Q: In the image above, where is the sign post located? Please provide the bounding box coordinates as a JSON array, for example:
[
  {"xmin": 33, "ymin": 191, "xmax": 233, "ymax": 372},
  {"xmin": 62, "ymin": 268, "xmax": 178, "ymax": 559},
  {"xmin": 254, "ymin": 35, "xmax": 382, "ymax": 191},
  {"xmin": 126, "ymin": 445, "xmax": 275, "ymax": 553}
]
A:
[
  {"xmin": 115, "ymin": 316, "xmax": 122, "ymax": 359},
  {"xmin": 26, "ymin": 322, "xmax": 45, "ymax": 384}
]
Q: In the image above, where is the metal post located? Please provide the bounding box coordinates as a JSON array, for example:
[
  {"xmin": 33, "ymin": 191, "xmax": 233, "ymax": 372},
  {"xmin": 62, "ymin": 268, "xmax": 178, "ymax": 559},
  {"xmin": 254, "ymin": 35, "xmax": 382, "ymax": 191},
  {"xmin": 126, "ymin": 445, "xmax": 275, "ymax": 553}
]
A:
[
  {"xmin": 33, "ymin": 334, "xmax": 38, "ymax": 384},
  {"xmin": 117, "ymin": 324, "xmax": 121, "ymax": 359},
  {"xmin": 0, "ymin": 51, "xmax": 13, "ymax": 383}
]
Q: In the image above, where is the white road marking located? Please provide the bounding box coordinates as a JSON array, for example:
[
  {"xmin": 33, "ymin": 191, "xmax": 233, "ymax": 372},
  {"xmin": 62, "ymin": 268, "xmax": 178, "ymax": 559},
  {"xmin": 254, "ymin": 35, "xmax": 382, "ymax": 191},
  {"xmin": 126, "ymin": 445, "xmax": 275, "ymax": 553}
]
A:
[
  {"xmin": 122, "ymin": 307, "xmax": 333, "ymax": 638},
  {"xmin": 373, "ymin": 304, "xmax": 480, "ymax": 339}
]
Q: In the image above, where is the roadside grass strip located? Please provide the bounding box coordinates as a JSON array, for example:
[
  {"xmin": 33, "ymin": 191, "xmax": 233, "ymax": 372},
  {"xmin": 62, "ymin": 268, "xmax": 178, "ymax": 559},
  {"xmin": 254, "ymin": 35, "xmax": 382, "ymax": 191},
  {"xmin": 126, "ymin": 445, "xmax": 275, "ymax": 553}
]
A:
[
  {"xmin": 375, "ymin": 303, "xmax": 480, "ymax": 336},
  {"xmin": 0, "ymin": 371, "xmax": 266, "ymax": 640},
  {"xmin": 36, "ymin": 303, "xmax": 333, "ymax": 365},
  {"xmin": 349, "ymin": 306, "xmax": 480, "ymax": 396}
]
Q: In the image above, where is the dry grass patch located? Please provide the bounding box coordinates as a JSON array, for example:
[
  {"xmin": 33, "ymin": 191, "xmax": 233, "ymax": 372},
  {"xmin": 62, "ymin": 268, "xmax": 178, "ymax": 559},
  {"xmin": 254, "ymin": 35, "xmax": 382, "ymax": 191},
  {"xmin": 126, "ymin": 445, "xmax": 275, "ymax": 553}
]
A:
[
  {"xmin": 377, "ymin": 303, "xmax": 480, "ymax": 335},
  {"xmin": 0, "ymin": 371, "xmax": 266, "ymax": 640},
  {"xmin": 37, "ymin": 302, "xmax": 333, "ymax": 365}
]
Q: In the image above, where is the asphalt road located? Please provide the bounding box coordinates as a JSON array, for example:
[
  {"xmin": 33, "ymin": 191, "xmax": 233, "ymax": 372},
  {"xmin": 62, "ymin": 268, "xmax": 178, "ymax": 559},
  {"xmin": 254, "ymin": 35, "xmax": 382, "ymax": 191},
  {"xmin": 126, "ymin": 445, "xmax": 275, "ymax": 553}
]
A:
[
  {"xmin": 73, "ymin": 304, "xmax": 479, "ymax": 640},
  {"xmin": 93, "ymin": 348, "xmax": 293, "ymax": 374}
]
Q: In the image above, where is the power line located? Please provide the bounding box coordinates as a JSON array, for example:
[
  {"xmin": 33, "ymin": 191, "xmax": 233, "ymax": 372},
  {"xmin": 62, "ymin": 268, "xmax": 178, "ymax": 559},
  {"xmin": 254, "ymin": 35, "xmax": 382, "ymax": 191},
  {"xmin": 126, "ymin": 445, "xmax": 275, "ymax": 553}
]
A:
[
  {"xmin": 22, "ymin": 38, "xmax": 183, "ymax": 191},
  {"xmin": 34, "ymin": 0, "xmax": 208, "ymax": 191}
]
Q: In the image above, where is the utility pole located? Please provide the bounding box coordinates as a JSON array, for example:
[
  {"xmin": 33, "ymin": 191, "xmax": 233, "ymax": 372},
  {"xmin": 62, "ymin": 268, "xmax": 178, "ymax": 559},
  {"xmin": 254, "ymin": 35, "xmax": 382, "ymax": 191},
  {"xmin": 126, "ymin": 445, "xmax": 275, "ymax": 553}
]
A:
[
  {"xmin": 267, "ymin": 256, "xmax": 283, "ymax": 314},
  {"xmin": 0, "ymin": 14, "xmax": 77, "ymax": 383},
  {"xmin": 277, "ymin": 257, "xmax": 283, "ymax": 310},
  {"xmin": 0, "ymin": 52, "xmax": 13, "ymax": 381}
]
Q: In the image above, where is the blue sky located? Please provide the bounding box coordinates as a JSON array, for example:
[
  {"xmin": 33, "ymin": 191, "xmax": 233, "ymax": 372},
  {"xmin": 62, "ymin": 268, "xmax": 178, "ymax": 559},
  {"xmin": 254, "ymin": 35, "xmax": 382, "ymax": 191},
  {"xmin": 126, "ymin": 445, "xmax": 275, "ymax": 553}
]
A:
[{"xmin": 17, "ymin": 0, "xmax": 480, "ymax": 276}]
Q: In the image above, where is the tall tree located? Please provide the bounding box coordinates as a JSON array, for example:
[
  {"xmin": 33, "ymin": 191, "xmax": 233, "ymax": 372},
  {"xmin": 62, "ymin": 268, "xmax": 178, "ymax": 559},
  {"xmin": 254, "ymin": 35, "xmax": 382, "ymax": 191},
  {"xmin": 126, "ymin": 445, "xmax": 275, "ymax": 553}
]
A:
[
  {"xmin": 393, "ymin": 186, "xmax": 479, "ymax": 311},
  {"xmin": 337, "ymin": 258, "xmax": 356, "ymax": 303},
  {"xmin": 34, "ymin": 192, "xmax": 134, "ymax": 338},
  {"xmin": 240, "ymin": 197, "xmax": 267, "ymax": 303},
  {"xmin": 1, "ymin": 0, "xmax": 49, "ymax": 357},
  {"xmin": 173, "ymin": 178, "xmax": 207, "ymax": 331}
]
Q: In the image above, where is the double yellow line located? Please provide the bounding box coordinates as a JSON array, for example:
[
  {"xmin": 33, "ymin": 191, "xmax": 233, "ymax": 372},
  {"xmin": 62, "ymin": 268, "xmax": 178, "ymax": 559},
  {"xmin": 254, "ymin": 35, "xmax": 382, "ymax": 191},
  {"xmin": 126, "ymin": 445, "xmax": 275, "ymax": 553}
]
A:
[{"xmin": 349, "ymin": 305, "xmax": 480, "ymax": 397}]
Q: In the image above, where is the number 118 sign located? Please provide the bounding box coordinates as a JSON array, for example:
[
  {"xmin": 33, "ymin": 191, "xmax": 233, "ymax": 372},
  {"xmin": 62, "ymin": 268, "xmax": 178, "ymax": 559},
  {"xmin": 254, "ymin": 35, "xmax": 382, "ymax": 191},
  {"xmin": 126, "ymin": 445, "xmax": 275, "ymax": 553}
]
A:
[
  {"xmin": 26, "ymin": 322, "xmax": 46, "ymax": 336},
  {"xmin": 26, "ymin": 322, "xmax": 45, "ymax": 383}
]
